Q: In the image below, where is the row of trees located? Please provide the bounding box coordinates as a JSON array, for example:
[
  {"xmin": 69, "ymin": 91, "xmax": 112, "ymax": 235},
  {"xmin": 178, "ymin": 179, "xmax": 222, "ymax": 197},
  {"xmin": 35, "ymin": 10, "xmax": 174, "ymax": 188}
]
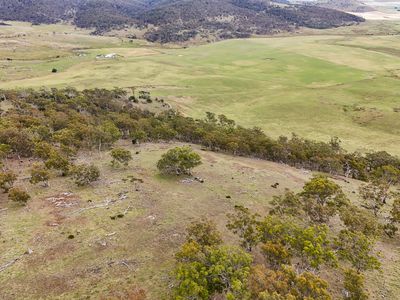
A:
[
  {"xmin": 0, "ymin": 88, "xmax": 399, "ymax": 182},
  {"xmin": 1, "ymin": 145, "xmax": 139, "ymax": 205},
  {"xmin": 1, "ymin": 88, "xmax": 399, "ymax": 207},
  {"xmin": 172, "ymin": 175, "xmax": 392, "ymax": 299},
  {"xmin": 2, "ymin": 142, "xmax": 193, "ymax": 206},
  {"xmin": 1, "ymin": 142, "xmax": 198, "ymax": 207}
]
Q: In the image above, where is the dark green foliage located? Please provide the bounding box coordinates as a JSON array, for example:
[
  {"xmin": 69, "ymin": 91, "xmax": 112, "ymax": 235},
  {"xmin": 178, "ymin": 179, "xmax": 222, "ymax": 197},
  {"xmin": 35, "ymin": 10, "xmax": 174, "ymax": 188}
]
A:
[
  {"xmin": 0, "ymin": 128, "xmax": 34, "ymax": 157},
  {"xmin": 8, "ymin": 187, "xmax": 30, "ymax": 205},
  {"xmin": 138, "ymin": 91, "xmax": 151, "ymax": 101},
  {"xmin": 157, "ymin": 146, "xmax": 201, "ymax": 175},
  {"xmin": 71, "ymin": 164, "xmax": 100, "ymax": 187},
  {"xmin": 142, "ymin": 1, "xmax": 363, "ymax": 43},
  {"xmin": 389, "ymin": 198, "xmax": 400, "ymax": 223},
  {"xmin": 301, "ymin": 175, "xmax": 349, "ymax": 223},
  {"xmin": 174, "ymin": 221, "xmax": 251, "ymax": 300},
  {"xmin": 33, "ymin": 141, "xmax": 54, "ymax": 160},
  {"xmin": 226, "ymin": 205, "xmax": 260, "ymax": 251},
  {"xmin": 260, "ymin": 216, "xmax": 337, "ymax": 270},
  {"xmin": 269, "ymin": 189, "xmax": 302, "ymax": 217},
  {"xmin": 334, "ymin": 230, "xmax": 380, "ymax": 272},
  {"xmin": 365, "ymin": 151, "xmax": 400, "ymax": 171},
  {"xmin": 343, "ymin": 268, "xmax": 368, "ymax": 300},
  {"xmin": 270, "ymin": 175, "xmax": 349, "ymax": 224},
  {"xmin": 45, "ymin": 151, "xmax": 71, "ymax": 176},
  {"xmin": 30, "ymin": 163, "xmax": 50, "ymax": 186},
  {"xmin": 372, "ymin": 165, "xmax": 400, "ymax": 186},
  {"xmin": 339, "ymin": 205, "xmax": 382, "ymax": 238},
  {"xmin": 186, "ymin": 218, "xmax": 222, "ymax": 248},
  {"xmin": 384, "ymin": 198, "xmax": 400, "ymax": 237},
  {"xmin": 174, "ymin": 241, "xmax": 252, "ymax": 300},
  {"xmin": 0, "ymin": 88, "xmax": 398, "ymax": 183},
  {"xmin": 0, "ymin": 170, "xmax": 16, "ymax": 193},
  {"xmin": 260, "ymin": 242, "xmax": 292, "ymax": 269},
  {"xmin": 0, "ymin": 143, "xmax": 10, "ymax": 160},
  {"xmin": 358, "ymin": 165, "xmax": 400, "ymax": 218},
  {"xmin": 110, "ymin": 148, "xmax": 132, "ymax": 167}
]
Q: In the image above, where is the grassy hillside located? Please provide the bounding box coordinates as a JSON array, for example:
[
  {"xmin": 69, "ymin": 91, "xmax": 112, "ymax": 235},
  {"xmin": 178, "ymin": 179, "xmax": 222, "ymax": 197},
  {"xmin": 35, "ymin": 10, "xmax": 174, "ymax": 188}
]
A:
[
  {"xmin": 1, "ymin": 22, "xmax": 400, "ymax": 155},
  {"xmin": 0, "ymin": 142, "xmax": 399, "ymax": 299}
]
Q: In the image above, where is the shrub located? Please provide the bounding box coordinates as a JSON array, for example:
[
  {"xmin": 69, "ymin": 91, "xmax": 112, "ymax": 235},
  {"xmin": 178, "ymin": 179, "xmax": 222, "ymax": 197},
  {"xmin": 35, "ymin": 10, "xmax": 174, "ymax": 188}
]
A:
[
  {"xmin": 0, "ymin": 171, "xmax": 17, "ymax": 193},
  {"xmin": 8, "ymin": 188, "xmax": 30, "ymax": 205},
  {"xmin": 110, "ymin": 148, "xmax": 132, "ymax": 167},
  {"xmin": 45, "ymin": 151, "xmax": 71, "ymax": 176},
  {"xmin": 227, "ymin": 205, "xmax": 260, "ymax": 252},
  {"xmin": 270, "ymin": 189, "xmax": 302, "ymax": 216},
  {"xmin": 157, "ymin": 146, "xmax": 201, "ymax": 175},
  {"xmin": 261, "ymin": 242, "xmax": 292, "ymax": 269},
  {"xmin": 71, "ymin": 164, "xmax": 100, "ymax": 186},
  {"xmin": 383, "ymin": 222, "xmax": 398, "ymax": 238},
  {"xmin": 174, "ymin": 243, "xmax": 252, "ymax": 300},
  {"xmin": 359, "ymin": 181, "xmax": 390, "ymax": 216},
  {"xmin": 301, "ymin": 175, "xmax": 349, "ymax": 223},
  {"xmin": 0, "ymin": 143, "xmax": 10, "ymax": 160},
  {"xmin": 384, "ymin": 198, "xmax": 400, "ymax": 237},
  {"xmin": 343, "ymin": 268, "xmax": 368, "ymax": 300},
  {"xmin": 339, "ymin": 205, "xmax": 382, "ymax": 238},
  {"xmin": 30, "ymin": 163, "xmax": 50, "ymax": 186},
  {"xmin": 249, "ymin": 264, "xmax": 332, "ymax": 300},
  {"xmin": 335, "ymin": 230, "xmax": 380, "ymax": 272},
  {"xmin": 186, "ymin": 218, "xmax": 222, "ymax": 247}
]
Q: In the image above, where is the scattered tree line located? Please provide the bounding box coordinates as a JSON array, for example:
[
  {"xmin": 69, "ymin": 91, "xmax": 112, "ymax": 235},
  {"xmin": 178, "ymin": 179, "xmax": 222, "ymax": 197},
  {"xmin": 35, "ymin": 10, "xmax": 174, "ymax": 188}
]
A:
[
  {"xmin": 0, "ymin": 88, "xmax": 399, "ymax": 203},
  {"xmin": 172, "ymin": 174, "xmax": 398, "ymax": 299}
]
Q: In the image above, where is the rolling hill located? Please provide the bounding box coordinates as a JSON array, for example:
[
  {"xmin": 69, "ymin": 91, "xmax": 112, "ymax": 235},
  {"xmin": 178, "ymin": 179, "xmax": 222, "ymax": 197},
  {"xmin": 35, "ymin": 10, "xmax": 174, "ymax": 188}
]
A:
[
  {"xmin": 314, "ymin": 0, "xmax": 374, "ymax": 13},
  {"xmin": 0, "ymin": 0, "xmax": 364, "ymax": 42}
]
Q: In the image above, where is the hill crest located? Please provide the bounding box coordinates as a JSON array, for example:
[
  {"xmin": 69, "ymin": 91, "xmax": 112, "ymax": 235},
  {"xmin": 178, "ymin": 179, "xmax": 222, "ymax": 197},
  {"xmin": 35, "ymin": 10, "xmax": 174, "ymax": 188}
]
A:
[{"xmin": 0, "ymin": 0, "xmax": 364, "ymax": 42}]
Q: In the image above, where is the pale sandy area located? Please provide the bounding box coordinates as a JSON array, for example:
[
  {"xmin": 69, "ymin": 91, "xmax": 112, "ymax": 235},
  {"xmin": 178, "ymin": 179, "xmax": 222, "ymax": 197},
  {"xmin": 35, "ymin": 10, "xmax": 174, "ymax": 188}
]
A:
[{"xmin": 351, "ymin": 10, "xmax": 400, "ymax": 19}]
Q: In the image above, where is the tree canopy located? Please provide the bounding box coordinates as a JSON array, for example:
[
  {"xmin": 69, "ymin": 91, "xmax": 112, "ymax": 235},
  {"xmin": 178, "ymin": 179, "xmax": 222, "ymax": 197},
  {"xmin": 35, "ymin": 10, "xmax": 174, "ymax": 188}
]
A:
[{"xmin": 157, "ymin": 146, "xmax": 202, "ymax": 175}]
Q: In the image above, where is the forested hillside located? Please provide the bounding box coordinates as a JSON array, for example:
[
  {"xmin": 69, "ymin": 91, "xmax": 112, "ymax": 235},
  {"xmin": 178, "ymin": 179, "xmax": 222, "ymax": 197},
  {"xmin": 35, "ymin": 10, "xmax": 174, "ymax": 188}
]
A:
[{"xmin": 0, "ymin": 0, "xmax": 364, "ymax": 42}]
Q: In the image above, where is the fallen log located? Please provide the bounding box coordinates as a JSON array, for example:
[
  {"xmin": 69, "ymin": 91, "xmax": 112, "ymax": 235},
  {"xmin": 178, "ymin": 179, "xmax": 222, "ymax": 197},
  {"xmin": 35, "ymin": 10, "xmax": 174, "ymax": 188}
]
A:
[
  {"xmin": 70, "ymin": 199, "xmax": 116, "ymax": 215},
  {"xmin": 0, "ymin": 258, "xmax": 19, "ymax": 272}
]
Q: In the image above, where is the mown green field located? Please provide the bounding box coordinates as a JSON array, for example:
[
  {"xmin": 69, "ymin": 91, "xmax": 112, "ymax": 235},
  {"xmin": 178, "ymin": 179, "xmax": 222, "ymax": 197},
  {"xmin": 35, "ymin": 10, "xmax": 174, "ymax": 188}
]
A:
[{"xmin": 1, "ymin": 22, "xmax": 400, "ymax": 155}]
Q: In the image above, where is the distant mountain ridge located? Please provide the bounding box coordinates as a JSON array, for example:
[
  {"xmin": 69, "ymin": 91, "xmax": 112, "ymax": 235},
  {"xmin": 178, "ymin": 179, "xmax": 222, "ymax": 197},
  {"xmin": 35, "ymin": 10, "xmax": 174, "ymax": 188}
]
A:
[{"xmin": 0, "ymin": 0, "xmax": 364, "ymax": 43}]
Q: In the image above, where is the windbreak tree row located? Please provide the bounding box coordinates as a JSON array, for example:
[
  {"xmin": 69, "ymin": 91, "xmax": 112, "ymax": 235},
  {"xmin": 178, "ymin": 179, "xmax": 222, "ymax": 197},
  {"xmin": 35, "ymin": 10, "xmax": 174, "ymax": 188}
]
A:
[{"xmin": 0, "ymin": 87, "xmax": 399, "ymax": 184}]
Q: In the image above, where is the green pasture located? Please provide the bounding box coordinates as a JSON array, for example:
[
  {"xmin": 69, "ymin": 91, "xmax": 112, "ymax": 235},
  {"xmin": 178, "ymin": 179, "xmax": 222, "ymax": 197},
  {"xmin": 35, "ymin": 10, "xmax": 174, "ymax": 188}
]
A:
[{"xmin": 1, "ymin": 22, "xmax": 400, "ymax": 155}]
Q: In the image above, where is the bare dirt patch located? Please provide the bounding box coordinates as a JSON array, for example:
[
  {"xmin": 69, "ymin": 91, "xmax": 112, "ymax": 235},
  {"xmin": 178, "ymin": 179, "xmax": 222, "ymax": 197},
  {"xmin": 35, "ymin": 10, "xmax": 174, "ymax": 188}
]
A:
[
  {"xmin": 42, "ymin": 192, "xmax": 80, "ymax": 227},
  {"xmin": 352, "ymin": 11, "xmax": 400, "ymax": 20}
]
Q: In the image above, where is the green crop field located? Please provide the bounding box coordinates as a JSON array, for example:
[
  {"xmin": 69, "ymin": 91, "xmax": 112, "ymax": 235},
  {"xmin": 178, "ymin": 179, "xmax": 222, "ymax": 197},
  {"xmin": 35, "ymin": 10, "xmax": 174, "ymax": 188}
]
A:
[{"xmin": 1, "ymin": 21, "xmax": 400, "ymax": 155}]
